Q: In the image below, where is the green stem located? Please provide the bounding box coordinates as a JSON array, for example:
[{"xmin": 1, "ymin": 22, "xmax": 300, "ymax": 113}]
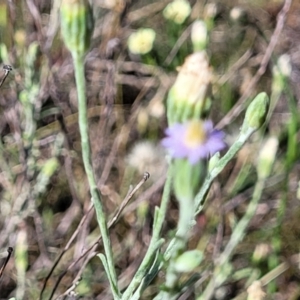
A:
[
  {"xmin": 121, "ymin": 165, "xmax": 173, "ymax": 300},
  {"xmin": 219, "ymin": 179, "xmax": 265, "ymax": 265},
  {"xmin": 72, "ymin": 52, "xmax": 120, "ymax": 298},
  {"xmin": 194, "ymin": 127, "xmax": 256, "ymax": 214},
  {"xmin": 198, "ymin": 177, "xmax": 266, "ymax": 300},
  {"xmin": 159, "ymin": 196, "xmax": 194, "ymax": 300},
  {"xmin": 286, "ymin": 87, "xmax": 298, "ymax": 169}
]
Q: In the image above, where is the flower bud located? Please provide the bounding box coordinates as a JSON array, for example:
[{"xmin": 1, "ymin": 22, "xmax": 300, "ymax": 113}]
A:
[
  {"xmin": 256, "ymin": 136, "xmax": 278, "ymax": 179},
  {"xmin": 174, "ymin": 249, "xmax": 203, "ymax": 272},
  {"xmin": 241, "ymin": 92, "xmax": 269, "ymax": 134},
  {"xmin": 60, "ymin": 0, "xmax": 94, "ymax": 56},
  {"xmin": 252, "ymin": 243, "xmax": 271, "ymax": 264},
  {"xmin": 272, "ymin": 54, "xmax": 291, "ymax": 94},
  {"xmin": 167, "ymin": 51, "xmax": 212, "ymax": 124},
  {"xmin": 204, "ymin": 3, "xmax": 218, "ymax": 30},
  {"xmin": 276, "ymin": 54, "xmax": 292, "ymax": 78},
  {"xmin": 208, "ymin": 152, "xmax": 220, "ymax": 172},
  {"xmin": 204, "ymin": 3, "xmax": 218, "ymax": 20},
  {"xmin": 191, "ymin": 20, "xmax": 208, "ymax": 52}
]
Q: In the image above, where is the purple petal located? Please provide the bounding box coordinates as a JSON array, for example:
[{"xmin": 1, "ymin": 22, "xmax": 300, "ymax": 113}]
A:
[{"xmin": 162, "ymin": 120, "xmax": 226, "ymax": 164}]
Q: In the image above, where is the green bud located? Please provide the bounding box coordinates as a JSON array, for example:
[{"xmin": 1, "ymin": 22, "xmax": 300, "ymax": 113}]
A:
[
  {"xmin": 256, "ymin": 137, "xmax": 278, "ymax": 179},
  {"xmin": 241, "ymin": 92, "xmax": 269, "ymax": 134},
  {"xmin": 204, "ymin": 3, "xmax": 218, "ymax": 29},
  {"xmin": 173, "ymin": 159, "xmax": 207, "ymax": 201},
  {"xmin": 60, "ymin": 0, "xmax": 94, "ymax": 56},
  {"xmin": 252, "ymin": 243, "xmax": 271, "ymax": 264},
  {"xmin": 174, "ymin": 249, "xmax": 203, "ymax": 272},
  {"xmin": 208, "ymin": 152, "xmax": 220, "ymax": 172},
  {"xmin": 167, "ymin": 51, "xmax": 212, "ymax": 125},
  {"xmin": 272, "ymin": 54, "xmax": 291, "ymax": 94}
]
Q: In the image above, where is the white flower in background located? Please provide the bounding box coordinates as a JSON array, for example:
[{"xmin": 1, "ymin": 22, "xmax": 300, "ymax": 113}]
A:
[
  {"xmin": 230, "ymin": 7, "xmax": 245, "ymax": 21},
  {"xmin": 163, "ymin": 0, "xmax": 191, "ymax": 24},
  {"xmin": 204, "ymin": 3, "xmax": 218, "ymax": 19},
  {"xmin": 126, "ymin": 141, "xmax": 167, "ymax": 180},
  {"xmin": 149, "ymin": 100, "xmax": 165, "ymax": 118},
  {"xmin": 127, "ymin": 28, "xmax": 156, "ymax": 55},
  {"xmin": 275, "ymin": 54, "xmax": 292, "ymax": 78},
  {"xmin": 256, "ymin": 136, "xmax": 278, "ymax": 180},
  {"xmin": 247, "ymin": 281, "xmax": 266, "ymax": 300}
]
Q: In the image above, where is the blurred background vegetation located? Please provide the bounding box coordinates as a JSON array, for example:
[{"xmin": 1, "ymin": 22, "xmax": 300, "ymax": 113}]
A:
[{"xmin": 0, "ymin": 0, "xmax": 299, "ymax": 299}]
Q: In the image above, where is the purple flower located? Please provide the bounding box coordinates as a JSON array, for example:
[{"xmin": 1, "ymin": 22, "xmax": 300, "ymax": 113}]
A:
[{"xmin": 162, "ymin": 120, "xmax": 226, "ymax": 164}]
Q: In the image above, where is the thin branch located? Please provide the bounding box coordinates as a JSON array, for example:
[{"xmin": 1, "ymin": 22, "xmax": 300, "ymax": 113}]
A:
[
  {"xmin": 0, "ymin": 247, "xmax": 13, "ymax": 279},
  {"xmin": 48, "ymin": 173, "xmax": 150, "ymax": 299},
  {"xmin": 0, "ymin": 65, "xmax": 12, "ymax": 88}
]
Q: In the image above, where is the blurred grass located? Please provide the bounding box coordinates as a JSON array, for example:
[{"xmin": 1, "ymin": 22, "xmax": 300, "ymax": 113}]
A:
[{"xmin": 0, "ymin": 0, "xmax": 299, "ymax": 299}]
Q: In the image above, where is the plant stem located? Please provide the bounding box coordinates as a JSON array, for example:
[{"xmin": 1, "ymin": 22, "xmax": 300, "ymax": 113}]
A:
[
  {"xmin": 158, "ymin": 196, "xmax": 194, "ymax": 300},
  {"xmin": 194, "ymin": 127, "xmax": 256, "ymax": 214},
  {"xmin": 121, "ymin": 165, "xmax": 173, "ymax": 300},
  {"xmin": 72, "ymin": 52, "xmax": 120, "ymax": 298},
  {"xmin": 197, "ymin": 177, "xmax": 266, "ymax": 300}
]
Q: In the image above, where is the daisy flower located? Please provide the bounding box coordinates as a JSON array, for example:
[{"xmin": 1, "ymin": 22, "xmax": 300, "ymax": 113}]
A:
[{"xmin": 162, "ymin": 119, "xmax": 226, "ymax": 164}]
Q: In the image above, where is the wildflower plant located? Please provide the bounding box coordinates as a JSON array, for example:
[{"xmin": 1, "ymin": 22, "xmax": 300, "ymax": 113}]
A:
[
  {"xmin": 3, "ymin": 0, "xmax": 293, "ymax": 299},
  {"xmin": 154, "ymin": 48, "xmax": 226, "ymax": 297},
  {"xmin": 58, "ymin": 3, "xmax": 270, "ymax": 296},
  {"xmin": 60, "ymin": 0, "xmax": 120, "ymax": 298}
]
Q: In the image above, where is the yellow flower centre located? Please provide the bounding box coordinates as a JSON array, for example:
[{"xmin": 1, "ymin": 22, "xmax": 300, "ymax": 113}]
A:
[{"xmin": 184, "ymin": 120, "xmax": 207, "ymax": 147}]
